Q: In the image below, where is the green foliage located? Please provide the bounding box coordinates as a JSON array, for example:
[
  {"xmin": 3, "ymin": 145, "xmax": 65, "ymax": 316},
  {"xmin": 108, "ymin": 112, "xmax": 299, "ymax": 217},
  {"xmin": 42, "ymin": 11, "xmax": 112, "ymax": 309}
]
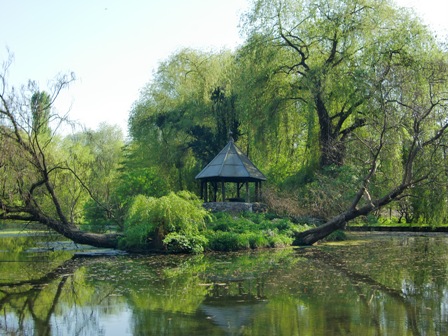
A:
[
  {"xmin": 128, "ymin": 49, "xmax": 239, "ymax": 189},
  {"xmin": 31, "ymin": 91, "xmax": 51, "ymax": 137},
  {"xmin": 118, "ymin": 195, "xmax": 155, "ymax": 249},
  {"xmin": 114, "ymin": 167, "xmax": 170, "ymax": 201},
  {"xmin": 54, "ymin": 123, "xmax": 125, "ymax": 226},
  {"xmin": 188, "ymin": 86, "xmax": 241, "ymax": 165},
  {"xmin": 83, "ymin": 142, "xmax": 169, "ymax": 230},
  {"xmin": 119, "ymin": 191, "xmax": 210, "ymax": 251},
  {"xmin": 410, "ymin": 183, "xmax": 448, "ymax": 226},
  {"xmin": 205, "ymin": 212, "xmax": 306, "ymax": 251},
  {"xmin": 206, "ymin": 231, "xmax": 249, "ymax": 251},
  {"xmin": 235, "ymin": 36, "xmax": 312, "ymax": 180},
  {"xmin": 163, "ymin": 232, "xmax": 208, "ymax": 254},
  {"xmin": 119, "ymin": 198, "xmax": 312, "ymax": 252},
  {"xmin": 365, "ymin": 214, "xmax": 380, "ymax": 226},
  {"xmin": 83, "ymin": 199, "xmax": 114, "ymax": 232}
]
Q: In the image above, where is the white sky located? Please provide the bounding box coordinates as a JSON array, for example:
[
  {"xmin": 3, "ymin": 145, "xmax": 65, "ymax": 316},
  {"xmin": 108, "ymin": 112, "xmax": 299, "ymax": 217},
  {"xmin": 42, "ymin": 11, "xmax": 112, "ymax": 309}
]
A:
[{"xmin": 0, "ymin": 0, "xmax": 447, "ymax": 136}]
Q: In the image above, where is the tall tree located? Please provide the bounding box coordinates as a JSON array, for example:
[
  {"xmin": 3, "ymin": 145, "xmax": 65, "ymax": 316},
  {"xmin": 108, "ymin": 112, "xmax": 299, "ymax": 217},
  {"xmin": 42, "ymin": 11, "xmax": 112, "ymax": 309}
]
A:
[
  {"xmin": 188, "ymin": 86, "xmax": 240, "ymax": 165},
  {"xmin": 242, "ymin": 0, "xmax": 427, "ymax": 168},
  {"xmin": 31, "ymin": 91, "xmax": 51, "ymax": 137},
  {"xmin": 129, "ymin": 49, "xmax": 238, "ymax": 189},
  {"xmin": 235, "ymin": 35, "xmax": 316, "ymax": 182}
]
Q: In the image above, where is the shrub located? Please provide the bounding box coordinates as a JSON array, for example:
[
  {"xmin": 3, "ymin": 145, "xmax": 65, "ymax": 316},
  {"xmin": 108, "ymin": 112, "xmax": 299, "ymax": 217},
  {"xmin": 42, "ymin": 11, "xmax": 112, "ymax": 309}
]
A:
[
  {"xmin": 120, "ymin": 191, "xmax": 210, "ymax": 251},
  {"xmin": 118, "ymin": 195, "xmax": 158, "ymax": 250},
  {"xmin": 247, "ymin": 232, "xmax": 269, "ymax": 249},
  {"xmin": 163, "ymin": 233, "xmax": 208, "ymax": 254}
]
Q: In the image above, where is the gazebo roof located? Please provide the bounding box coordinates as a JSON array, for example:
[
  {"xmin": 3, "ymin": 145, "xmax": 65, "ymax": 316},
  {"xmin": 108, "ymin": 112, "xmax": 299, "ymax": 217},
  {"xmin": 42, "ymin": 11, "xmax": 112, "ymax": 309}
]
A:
[{"xmin": 195, "ymin": 138, "xmax": 266, "ymax": 182}]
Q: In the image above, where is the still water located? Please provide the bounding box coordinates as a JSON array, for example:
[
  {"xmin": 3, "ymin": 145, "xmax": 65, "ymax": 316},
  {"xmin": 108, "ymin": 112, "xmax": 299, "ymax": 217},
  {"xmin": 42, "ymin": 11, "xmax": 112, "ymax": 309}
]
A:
[{"xmin": 0, "ymin": 232, "xmax": 447, "ymax": 335}]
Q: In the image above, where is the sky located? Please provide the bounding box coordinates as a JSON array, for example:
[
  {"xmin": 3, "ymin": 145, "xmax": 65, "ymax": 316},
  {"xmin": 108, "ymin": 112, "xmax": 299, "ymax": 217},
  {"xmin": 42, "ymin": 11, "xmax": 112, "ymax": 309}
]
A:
[{"xmin": 1, "ymin": 0, "xmax": 447, "ymax": 137}]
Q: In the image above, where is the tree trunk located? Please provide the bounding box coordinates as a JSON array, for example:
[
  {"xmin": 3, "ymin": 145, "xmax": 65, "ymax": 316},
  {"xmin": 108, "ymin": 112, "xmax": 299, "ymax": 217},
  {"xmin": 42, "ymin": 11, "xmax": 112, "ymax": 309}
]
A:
[
  {"xmin": 35, "ymin": 213, "xmax": 120, "ymax": 248},
  {"xmin": 315, "ymin": 92, "xmax": 347, "ymax": 167},
  {"xmin": 1, "ymin": 206, "xmax": 121, "ymax": 249},
  {"xmin": 294, "ymin": 185, "xmax": 407, "ymax": 246},
  {"xmin": 60, "ymin": 228, "xmax": 120, "ymax": 249},
  {"xmin": 293, "ymin": 214, "xmax": 348, "ymax": 246}
]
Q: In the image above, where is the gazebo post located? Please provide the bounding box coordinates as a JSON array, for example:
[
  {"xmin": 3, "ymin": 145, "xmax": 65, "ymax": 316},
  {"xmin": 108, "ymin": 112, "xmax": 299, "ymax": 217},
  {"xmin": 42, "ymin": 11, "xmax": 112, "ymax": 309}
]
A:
[
  {"xmin": 200, "ymin": 181, "xmax": 203, "ymax": 200},
  {"xmin": 245, "ymin": 182, "xmax": 250, "ymax": 203},
  {"xmin": 204, "ymin": 181, "xmax": 208, "ymax": 202},
  {"xmin": 255, "ymin": 182, "xmax": 259, "ymax": 202},
  {"xmin": 236, "ymin": 182, "xmax": 240, "ymax": 198},
  {"xmin": 221, "ymin": 182, "xmax": 226, "ymax": 202}
]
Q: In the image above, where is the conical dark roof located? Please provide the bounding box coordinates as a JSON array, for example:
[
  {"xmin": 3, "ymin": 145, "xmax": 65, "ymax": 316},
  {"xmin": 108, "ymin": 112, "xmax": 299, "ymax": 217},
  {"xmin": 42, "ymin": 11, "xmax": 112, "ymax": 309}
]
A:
[{"xmin": 195, "ymin": 139, "xmax": 266, "ymax": 182}]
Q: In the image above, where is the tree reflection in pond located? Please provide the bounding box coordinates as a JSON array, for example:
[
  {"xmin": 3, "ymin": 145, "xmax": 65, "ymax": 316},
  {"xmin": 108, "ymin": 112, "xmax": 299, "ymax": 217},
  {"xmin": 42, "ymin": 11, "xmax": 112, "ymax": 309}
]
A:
[{"xmin": 1, "ymin": 233, "xmax": 448, "ymax": 335}]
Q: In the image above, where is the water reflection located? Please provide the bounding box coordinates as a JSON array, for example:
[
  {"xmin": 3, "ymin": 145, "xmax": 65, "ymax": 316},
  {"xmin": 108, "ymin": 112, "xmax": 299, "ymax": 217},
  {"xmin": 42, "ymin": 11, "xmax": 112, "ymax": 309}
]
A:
[{"xmin": 0, "ymin": 233, "xmax": 448, "ymax": 335}]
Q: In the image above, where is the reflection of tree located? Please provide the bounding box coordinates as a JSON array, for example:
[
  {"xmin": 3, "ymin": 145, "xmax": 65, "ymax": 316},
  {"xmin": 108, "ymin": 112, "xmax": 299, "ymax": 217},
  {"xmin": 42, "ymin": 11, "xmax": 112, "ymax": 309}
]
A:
[
  {"xmin": 0, "ymin": 258, "xmax": 74, "ymax": 334},
  {"xmin": 0, "ymin": 257, "xmax": 110, "ymax": 336},
  {"xmin": 302, "ymin": 248, "xmax": 423, "ymax": 336}
]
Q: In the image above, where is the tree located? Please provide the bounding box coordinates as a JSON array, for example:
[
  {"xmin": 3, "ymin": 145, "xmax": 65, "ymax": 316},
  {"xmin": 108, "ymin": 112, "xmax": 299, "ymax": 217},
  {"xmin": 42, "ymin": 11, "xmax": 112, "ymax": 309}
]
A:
[
  {"xmin": 237, "ymin": 0, "xmax": 448, "ymax": 244},
  {"xmin": 84, "ymin": 141, "xmax": 170, "ymax": 231},
  {"xmin": 242, "ymin": 0, "xmax": 427, "ymax": 169},
  {"xmin": 31, "ymin": 91, "xmax": 51, "ymax": 137},
  {"xmin": 129, "ymin": 48, "xmax": 239, "ymax": 189},
  {"xmin": 63, "ymin": 124, "xmax": 125, "ymax": 229},
  {"xmin": 188, "ymin": 85, "xmax": 240, "ymax": 165},
  {"xmin": 294, "ymin": 40, "xmax": 448, "ymax": 245},
  {"xmin": 0, "ymin": 56, "xmax": 119, "ymax": 248},
  {"xmin": 235, "ymin": 35, "xmax": 316, "ymax": 182}
]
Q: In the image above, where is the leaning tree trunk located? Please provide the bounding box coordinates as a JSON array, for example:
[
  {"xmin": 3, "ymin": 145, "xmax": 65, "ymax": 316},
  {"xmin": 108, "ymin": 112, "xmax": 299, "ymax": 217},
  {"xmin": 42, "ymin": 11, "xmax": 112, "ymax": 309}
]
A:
[
  {"xmin": 293, "ymin": 213, "xmax": 349, "ymax": 246},
  {"xmin": 25, "ymin": 209, "xmax": 121, "ymax": 248},
  {"xmin": 53, "ymin": 225, "xmax": 120, "ymax": 249},
  {"xmin": 294, "ymin": 185, "xmax": 408, "ymax": 246}
]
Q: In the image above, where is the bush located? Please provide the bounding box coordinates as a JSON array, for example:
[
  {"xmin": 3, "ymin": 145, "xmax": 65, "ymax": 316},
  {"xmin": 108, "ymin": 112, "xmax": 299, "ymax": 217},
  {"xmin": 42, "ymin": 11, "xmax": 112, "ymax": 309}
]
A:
[
  {"xmin": 120, "ymin": 191, "xmax": 210, "ymax": 251},
  {"xmin": 268, "ymin": 234, "xmax": 294, "ymax": 247},
  {"xmin": 118, "ymin": 195, "xmax": 158, "ymax": 250},
  {"xmin": 163, "ymin": 233, "xmax": 208, "ymax": 254},
  {"xmin": 120, "ymin": 198, "xmax": 313, "ymax": 253},
  {"xmin": 247, "ymin": 232, "xmax": 269, "ymax": 249}
]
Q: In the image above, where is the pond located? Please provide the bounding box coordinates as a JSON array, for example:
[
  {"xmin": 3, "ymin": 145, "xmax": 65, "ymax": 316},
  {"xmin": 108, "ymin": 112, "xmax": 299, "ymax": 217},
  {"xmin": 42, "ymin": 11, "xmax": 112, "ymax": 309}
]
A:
[{"xmin": 0, "ymin": 232, "xmax": 447, "ymax": 335}]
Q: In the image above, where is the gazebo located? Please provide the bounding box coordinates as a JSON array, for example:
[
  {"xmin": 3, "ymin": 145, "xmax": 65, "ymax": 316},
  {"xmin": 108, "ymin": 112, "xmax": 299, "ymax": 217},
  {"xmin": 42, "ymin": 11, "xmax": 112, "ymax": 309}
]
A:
[{"xmin": 195, "ymin": 137, "xmax": 266, "ymax": 203}]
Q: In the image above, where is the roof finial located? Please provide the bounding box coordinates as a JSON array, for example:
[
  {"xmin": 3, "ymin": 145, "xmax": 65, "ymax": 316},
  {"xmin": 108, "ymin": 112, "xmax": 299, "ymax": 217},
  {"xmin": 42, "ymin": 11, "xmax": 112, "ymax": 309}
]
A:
[{"xmin": 228, "ymin": 130, "xmax": 234, "ymax": 142}]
